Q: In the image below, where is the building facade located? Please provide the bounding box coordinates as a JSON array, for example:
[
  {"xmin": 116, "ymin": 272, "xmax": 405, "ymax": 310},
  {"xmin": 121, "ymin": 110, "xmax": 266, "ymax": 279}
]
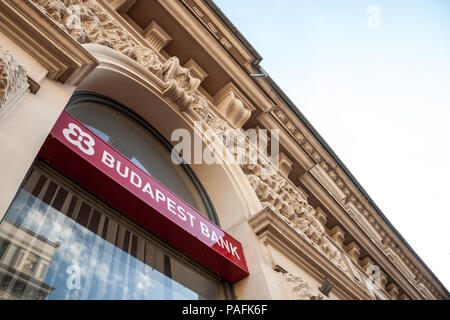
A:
[{"xmin": 0, "ymin": 0, "xmax": 448, "ymax": 300}]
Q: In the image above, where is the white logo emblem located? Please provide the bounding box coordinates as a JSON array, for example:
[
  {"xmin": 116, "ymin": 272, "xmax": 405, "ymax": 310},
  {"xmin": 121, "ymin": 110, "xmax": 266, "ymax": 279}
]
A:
[{"xmin": 63, "ymin": 123, "xmax": 95, "ymax": 156}]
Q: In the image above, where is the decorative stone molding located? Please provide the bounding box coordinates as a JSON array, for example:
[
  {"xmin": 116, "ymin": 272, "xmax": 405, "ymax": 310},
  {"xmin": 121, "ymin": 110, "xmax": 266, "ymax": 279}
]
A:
[
  {"xmin": 359, "ymin": 258, "xmax": 386, "ymax": 292},
  {"xmin": 134, "ymin": 46, "xmax": 164, "ymax": 79},
  {"xmin": 180, "ymin": 0, "xmax": 251, "ymax": 67},
  {"xmin": 384, "ymin": 246, "xmax": 416, "ymax": 282},
  {"xmin": 386, "ymin": 282, "xmax": 400, "ymax": 300},
  {"xmin": 309, "ymin": 164, "xmax": 347, "ymax": 203},
  {"xmin": 379, "ymin": 271, "xmax": 388, "ymax": 290},
  {"xmin": 359, "ymin": 256, "xmax": 374, "ymax": 274},
  {"xmin": 254, "ymin": 126, "xmax": 269, "ymax": 147},
  {"xmin": 271, "ymin": 107, "xmax": 446, "ymax": 298},
  {"xmin": 398, "ymin": 293, "xmax": 410, "ymax": 300},
  {"xmin": 163, "ymin": 80, "xmax": 195, "ymax": 110},
  {"xmin": 209, "ymin": 117, "xmax": 349, "ymax": 274},
  {"xmin": 184, "ymin": 59, "xmax": 208, "ymax": 83},
  {"xmin": 30, "ymin": 0, "xmax": 205, "ymax": 112},
  {"xmin": 104, "ymin": 0, "xmax": 128, "ymax": 10},
  {"xmin": 214, "ymin": 82, "xmax": 254, "ymax": 129},
  {"xmin": 328, "ymin": 225, "xmax": 345, "ymax": 249},
  {"xmin": 346, "ymin": 202, "xmax": 383, "ymax": 246},
  {"xmin": 276, "ymin": 269, "xmax": 326, "ymax": 300},
  {"xmin": 314, "ymin": 207, "xmax": 327, "ymax": 227},
  {"xmin": 31, "ymin": 0, "xmax": 164, "ymax": 78},
  {"xmin": 143, "ymin": 21, "xmax": 172, "ymax": 53},
  {"xmin": 162, "ymin": 57, "xmax": 201, "ymax": 94},
  {"xmin": 251, "ymin": 208, "xmax": 375, "ymax": 299},
  {"xmin": 0, "ymin": 46, "xmax": 28, "ymax": 114},
  {"xmin": 14, "ymin": 4, "xmax": 392, "ymax": 296},
  {"xmin": 27, "ymin": 76, "xmax": 40, "ymax": 94},
  {"xmin": 278, "ymin": 152, "xmax": 293, "ymax": 177},
  {"xmin": 417, "ymin": 282, "xmax": 436, "ymax": 300},
  {"xmin": 162, "ymin": 57, "xmax": 202, "ymax": 110},
  {"xmin": 344, "ymin": 242, "xmax": 360, "ymax": 264},
  {"xmin": 358, "ymin": 257, "xmax": 388, "ymax": 291}
]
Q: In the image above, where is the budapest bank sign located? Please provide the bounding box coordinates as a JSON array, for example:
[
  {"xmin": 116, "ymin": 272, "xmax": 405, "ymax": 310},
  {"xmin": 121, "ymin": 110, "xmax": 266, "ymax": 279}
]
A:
[{"xmin": 38, "ymin": 111, "xmax": 249, "ymax": 283}]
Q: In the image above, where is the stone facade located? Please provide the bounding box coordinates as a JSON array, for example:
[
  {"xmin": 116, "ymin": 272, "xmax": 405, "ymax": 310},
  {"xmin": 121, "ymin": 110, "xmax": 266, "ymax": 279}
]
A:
[
  {"xmin": 0, "ymin": 0, "xmax": 447, "ymax": 300},
  {"xmin": 0, "ymin": 46, "xmax": 28, "ymax": 112}
]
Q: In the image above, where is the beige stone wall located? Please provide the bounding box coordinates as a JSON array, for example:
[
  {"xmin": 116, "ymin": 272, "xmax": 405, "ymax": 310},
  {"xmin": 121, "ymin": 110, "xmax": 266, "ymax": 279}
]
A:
[{"xmin": 0, "ymin": 32, "xmax": 77, "ymax": 222}]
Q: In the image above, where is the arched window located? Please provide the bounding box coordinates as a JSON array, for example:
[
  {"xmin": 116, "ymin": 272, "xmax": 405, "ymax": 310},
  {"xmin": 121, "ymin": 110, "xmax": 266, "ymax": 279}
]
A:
[
  {"xmin": 0, "ymin": 165, "xmax": 225, "ymax": 300},
  {"xmin": 0, "ymin": 93, "xmax": 228, "ymax": 300},
  {"xmin": 65, "ymin": 93, "xmax": 217, "ymax": 223}
]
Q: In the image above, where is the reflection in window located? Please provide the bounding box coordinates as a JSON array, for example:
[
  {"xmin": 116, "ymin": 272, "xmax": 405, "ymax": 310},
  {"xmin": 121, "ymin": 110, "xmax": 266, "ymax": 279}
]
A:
[{"xmin": 0, "ymin": 166, "xmax": 222, "ymax": 300}]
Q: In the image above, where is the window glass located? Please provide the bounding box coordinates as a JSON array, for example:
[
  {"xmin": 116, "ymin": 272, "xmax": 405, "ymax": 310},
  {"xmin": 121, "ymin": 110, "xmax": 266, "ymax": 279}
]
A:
[
  {"xmin": 66, "ymin": 101, "xmax": 210, "ymax": 218},
  {"xmin": 0, "ymin": 166, "xmax": 223, "ymax": 300}
]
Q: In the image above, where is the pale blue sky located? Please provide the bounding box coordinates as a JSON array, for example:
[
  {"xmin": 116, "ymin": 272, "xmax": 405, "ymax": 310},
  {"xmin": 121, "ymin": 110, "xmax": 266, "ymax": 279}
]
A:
[{"xmin": 214, "ymin": 0, "xmax": 450, "ymax": 292}]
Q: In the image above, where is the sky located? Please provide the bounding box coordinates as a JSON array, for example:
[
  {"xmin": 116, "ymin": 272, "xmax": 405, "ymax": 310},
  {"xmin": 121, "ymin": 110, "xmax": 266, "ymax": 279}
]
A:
[{"xmin": 214, "ymin": 0, "xmax": 450, "ymax": 292}]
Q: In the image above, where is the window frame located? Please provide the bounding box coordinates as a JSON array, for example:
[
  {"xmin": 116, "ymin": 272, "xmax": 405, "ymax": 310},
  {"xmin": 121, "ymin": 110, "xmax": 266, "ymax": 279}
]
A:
[
  {"xmin": 65, "ymin": 91, "xmax": 220, "ymax": 225},
  {"xmin": 1, "ymin": 161, "xmax": 229, "ymax": 300}
]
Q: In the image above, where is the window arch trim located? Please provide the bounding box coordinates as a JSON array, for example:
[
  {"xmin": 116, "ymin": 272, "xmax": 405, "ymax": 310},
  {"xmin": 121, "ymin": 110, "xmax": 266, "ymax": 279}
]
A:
[{"xmin": 66, "ymin": 91, "xmax": 220, "ymax": 225}]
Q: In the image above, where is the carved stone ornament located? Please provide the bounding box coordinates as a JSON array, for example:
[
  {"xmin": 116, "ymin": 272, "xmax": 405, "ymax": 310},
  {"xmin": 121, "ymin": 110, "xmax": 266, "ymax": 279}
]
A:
[
  {"xmin": 0, "ymin": 46, "xmax": 28, "ymax": 111},
  {"xmin": 208, "ymin": 115, "xmax": 348, "ymax": 272},
  {"xmin": 277, "ymin": 270, "xmax": 326, "ymax": 300},
  {"xmin": 30, "ymin": 0, "xmax": 207, "ymax": 111}
]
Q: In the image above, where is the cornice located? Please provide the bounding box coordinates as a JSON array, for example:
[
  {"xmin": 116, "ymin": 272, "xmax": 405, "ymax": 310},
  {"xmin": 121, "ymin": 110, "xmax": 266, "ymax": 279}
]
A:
[
  {"xmin": 270, "ymin": 105, "xmax": 448, "ymax": 299},
  {"xmin": 249, "ymin": 207, "xmax": 379, "ymax": 300},
  {"xmin": 300, "ymin": 171, "xmax": 423, "ymax": 300},
  {"xmin": 156, "ymin": 0, "xmax": 448, "ymax": 299},
  {"xmin": 180, "ymin": 0, "xmax": 257, "ymax": 70},
  {"xmin": 159, "ymin": 0, "xmax": 275, "ymax": 112},
  {"xmin": 177, "ymin": 0, "xmax": 448, "ymax": 299},
  {"xmin": 164, "ymin": 2, "xmax": 446, "ymax": 298},
  {"xmin": 0, "ymin": 0, "xmax": 98, "ymax": 85}
]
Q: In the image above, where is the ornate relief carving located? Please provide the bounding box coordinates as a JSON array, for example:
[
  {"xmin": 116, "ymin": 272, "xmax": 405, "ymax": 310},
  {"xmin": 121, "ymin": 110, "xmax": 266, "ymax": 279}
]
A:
[
  {"xmin": 0, "ymin": 46, "xmax": 28, "ymax": 110},
  {"xmin": 163, "ymin": 80, "xmax": 195, "ymax": 111},
  {"xmin": 344, "ymin": 241, "xmax": 361, "ymax": 264},
  {"xmin": 208, "ymin": 115, "xmax": 348, "ymax": 272},
  {"xmin": 386, "ymin": 282, "xmax": 400, "ymax": 300},
  {"xmin": 30, "ymin": 0, "xmax": 205, "ymax": 111},
  {"xmin": 162, "ymin": 57, "xmax": 202, "ymax": 109},
  {"xmin": 134, "ymin": 46, "xmax": 164, "ymax": 79},
  {"xmin": 277, "ymin": 270, "xmax": 326, "ymax": 300},
  {"xmin": 30, "ymin": 0, "xmax": 164, "ymax": 78},
  {"xmin": 272, "ymin": 107, "xmax": 439, "ymax": 296},
  {"xmin": 191, "ymin": 94, "xmax": 210, "ymax": 121},
  {"xmin": 328, "ymin": 225, "xmax": 345, "ymax": 249},
  {"xmin": 32, "ymin": 0, "xmax": 135, "ymax": 58},
  {"xmin": 163, "ymin": 57, "xmax": 201, "ymax": 94}
]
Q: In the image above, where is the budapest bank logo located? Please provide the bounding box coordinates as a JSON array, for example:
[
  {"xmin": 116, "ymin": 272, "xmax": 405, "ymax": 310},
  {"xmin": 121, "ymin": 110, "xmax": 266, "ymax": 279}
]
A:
[
  {"xmin": 63, "ymin": 123, "xmax": 96, "ymax": 156},
  {"xmin": 62, "ymin": 120, "xmax": 281, "ymax": 175}
]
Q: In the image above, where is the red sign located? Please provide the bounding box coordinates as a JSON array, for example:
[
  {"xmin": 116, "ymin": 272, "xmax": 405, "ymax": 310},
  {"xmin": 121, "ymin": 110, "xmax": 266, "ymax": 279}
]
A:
[{"xmin": 38, "ymin": 111, "xmax": 249, "ymax": 283}]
